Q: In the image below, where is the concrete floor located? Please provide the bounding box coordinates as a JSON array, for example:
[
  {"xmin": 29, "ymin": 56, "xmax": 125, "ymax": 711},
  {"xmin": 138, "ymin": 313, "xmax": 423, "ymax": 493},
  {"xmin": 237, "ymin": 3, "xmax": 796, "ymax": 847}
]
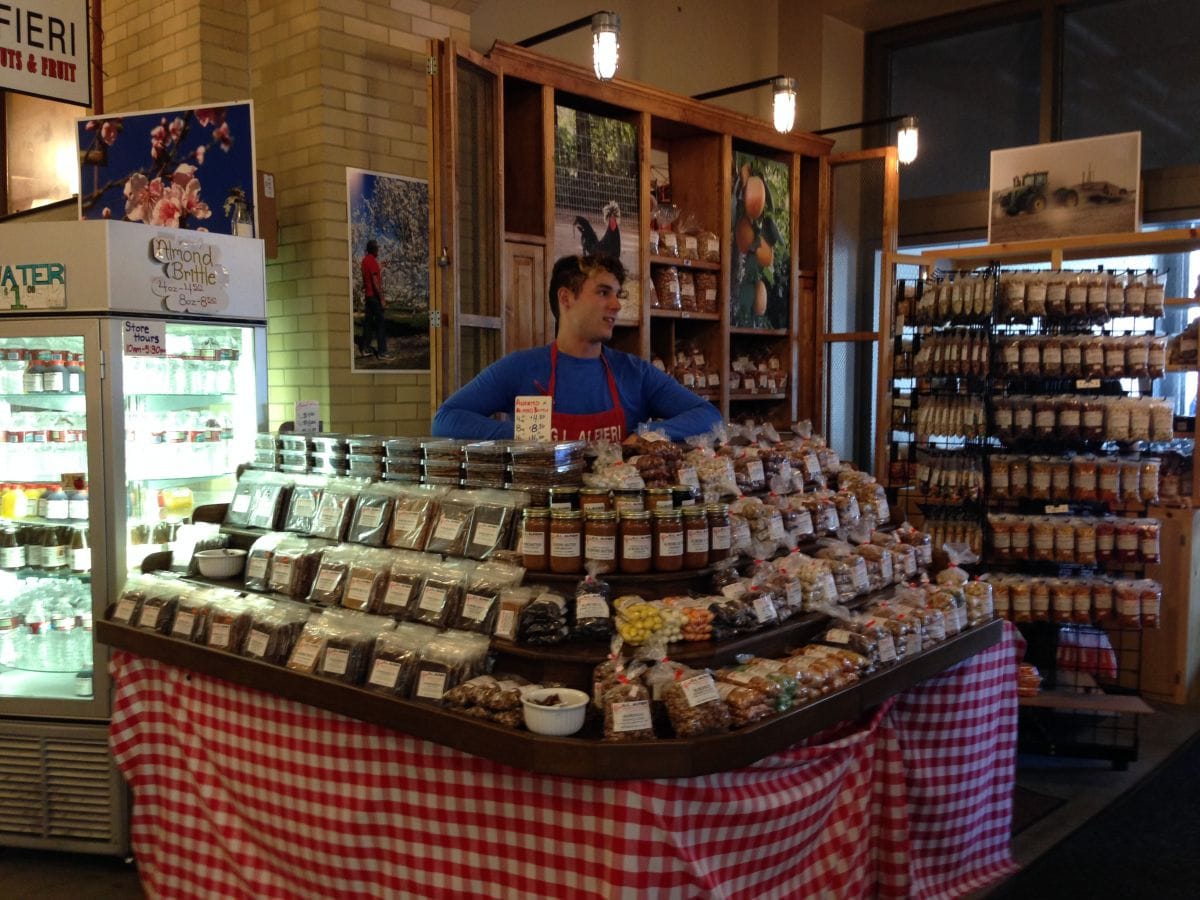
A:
[{"xmin": 2, "ymin": 700, "xmax": 1197, "ymax": 899}]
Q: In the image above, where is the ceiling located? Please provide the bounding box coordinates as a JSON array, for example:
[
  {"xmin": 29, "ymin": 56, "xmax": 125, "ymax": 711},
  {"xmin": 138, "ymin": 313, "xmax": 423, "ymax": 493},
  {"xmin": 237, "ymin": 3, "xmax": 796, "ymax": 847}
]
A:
[{"xmin": 821, "ymin": 0, "xmax": 1004, "ymax": 31}]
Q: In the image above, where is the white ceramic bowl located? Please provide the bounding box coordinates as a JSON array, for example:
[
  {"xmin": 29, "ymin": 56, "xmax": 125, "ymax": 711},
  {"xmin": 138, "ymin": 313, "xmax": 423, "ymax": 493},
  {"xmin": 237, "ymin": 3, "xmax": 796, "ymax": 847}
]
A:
[
  {"xmin": 521, "ymin": 687, "xmax": 589, "ymax": 736},
  {"xmin": 194, "ymin": 548, "xmax": 247, "ymax": 579}
]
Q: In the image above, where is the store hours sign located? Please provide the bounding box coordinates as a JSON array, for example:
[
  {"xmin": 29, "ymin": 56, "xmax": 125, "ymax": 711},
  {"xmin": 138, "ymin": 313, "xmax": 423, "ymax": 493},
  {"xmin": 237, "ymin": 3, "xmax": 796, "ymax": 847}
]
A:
[
  {"xmin": 149, "ymin": 234, "xmax": 230, "ymax": 314},
  {"xmin": 0, "ymin": 1, "xmax": 90, "ymax": 106}
]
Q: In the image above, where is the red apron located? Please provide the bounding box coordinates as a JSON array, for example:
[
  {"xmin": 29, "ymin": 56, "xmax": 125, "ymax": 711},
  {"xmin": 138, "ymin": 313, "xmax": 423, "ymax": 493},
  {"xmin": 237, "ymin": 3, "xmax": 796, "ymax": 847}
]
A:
[{"xmin": 546, "ymin": 343, "xmax": 627, "ymax": 442}]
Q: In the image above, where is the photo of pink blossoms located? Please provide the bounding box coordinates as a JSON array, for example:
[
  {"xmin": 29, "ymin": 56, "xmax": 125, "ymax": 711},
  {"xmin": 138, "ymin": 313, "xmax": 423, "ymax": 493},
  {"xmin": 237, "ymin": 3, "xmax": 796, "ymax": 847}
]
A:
[{"xmin": 76, "ymin": 101, "xmax": 256, "ymax": 234}]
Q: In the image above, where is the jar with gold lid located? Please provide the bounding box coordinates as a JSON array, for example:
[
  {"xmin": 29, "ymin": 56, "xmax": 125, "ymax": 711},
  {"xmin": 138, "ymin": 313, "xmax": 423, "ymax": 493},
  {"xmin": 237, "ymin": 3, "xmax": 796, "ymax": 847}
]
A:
[
  {"xmin": 652, "ymin": 508, "xmax": 684, "ymax": 572},
  {"xmin": 584, "ymin": 510, "xmax": 618, "ymax": 575},
  {"xmin": 645, "ymin": 487, "xmax": 674, "ymax": 512},
  {"xmin": 578, "ymin": 488, "xmax": 611, "ymax": 514},
  {"xmin": 549, "ymin": 508, "xmax": 584, "ymax": 574},
  {"xmin": 618, "ymin": 510, "xmax": 652, "ymax": 574},
  {"xmin": 681, "ymin": 505, "xmax": 709, "ymax": 569},
  {"xmin": 520, "ymin": 508, "xmax": 550, "ymax": 572},
  {"xmin": 706, "ymin": 503, "xmax": 732, "ymax": 562}
]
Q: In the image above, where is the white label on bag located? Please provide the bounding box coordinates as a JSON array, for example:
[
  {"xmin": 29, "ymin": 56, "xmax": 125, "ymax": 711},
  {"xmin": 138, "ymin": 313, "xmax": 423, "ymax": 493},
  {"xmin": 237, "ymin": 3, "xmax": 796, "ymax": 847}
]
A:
[
  {"xmin": 368, "ymin": 659, "xmax": 401, "ymax": 688},
  {"xmin": 137, "ymin": 606, "xmax": 160, "ymax": 629},
  {"xmin": 392, "ymin": 509, "xmax": 421, "ymax": 535},
  {"xmin": 680, "ymin": 674, "xmax": 720, "ymax": 707},
  {"xmin": 472, "ymin": 522, "xmax": 501, "ymax": 548},
  {"xmin": 416, "ymin": 670, "xmax": 447, "ymax": 699},
  {"xmin": 825, "ymin": 628, "xmax": 852, "ymax": 645},
  {"xmin": 384, "ymin": 581, "xmax": 413, "ymax": 609},
  {"xmin": 209, "ymin": 622, "xmax": 231, "ymax": 648},
  {"xmin": 786, "ymin": 582, "xmax": 803, "ymax": 608},
  {"xmin": 246, "ymin": 630, "xmax": 269, "ymax": 658},
  {"xmin": 462, "ymin": 593, "xmax": 494, "ymax": 621},
  {"xmin": 322, "ymin": 646, "xmax": 349, "ymax": 676},
  {"xmin": 769, "ymin": 513, "xmax": 786, "ymax": 540},
  {"xmin": 246, "ymin": 556, "xmax": 268, "ymax": 580},
  {"xmin": 314, "ymin": 570, "xmax": 342, "ymax": 593},
  {"xmin": 434, "ymin": 515, "xmax": 464, "ymax": 542},
  {"xmin": 113, "ymin": 599, "xmax": 137, "ymax": 624},
  {"xmin": 753, "ymin": 596, "xmax": 778, "ymax": 623},
  {"xmin": 292, "ymin": 495, "xmax": 316, "ymax": 517},
  {"xmin": 611, "ymin": 699, "xmax": 652, "ymax": 732},
  {"xmin": 253, "ymin": 496, "xmax": 276, "ymax": 521},
  {"xmin": 346, "ymin": 577, "xmax": 373, "ymax": 606},
  {"xmin": 576, "ymin": 593, "xmax": 609, "ymax": 620},
  {"xmin": 232, "ymin": 493, "xmax": 251, "ymax": 513},
  {"xmin": 290, "ymin": 638, "xmax": 322, "ymax": 669},
  {"xmin": 747, "ymin": 461, "xmax": 765, "ymax": 483},
  {"xmin": 419, "ymin": 586, "xmax": 447, "ymax": 613},
  {"xmin": 495, "ymin": 608, "xmax": 516, "ymax": 639},
  {"xmin": 878, "ymin": 634, "xmax": 897, "ymax": 663},
  {"xmin": 358, "ymin": 506, "xmax": 384, "ymax": 529},
  {"xmin": 173, "ymin": 611, "xmax": 195, "ymax": 637},
  {"xmin": 271, "ymin": 559, "xmax": 293, "ymax": 588}
]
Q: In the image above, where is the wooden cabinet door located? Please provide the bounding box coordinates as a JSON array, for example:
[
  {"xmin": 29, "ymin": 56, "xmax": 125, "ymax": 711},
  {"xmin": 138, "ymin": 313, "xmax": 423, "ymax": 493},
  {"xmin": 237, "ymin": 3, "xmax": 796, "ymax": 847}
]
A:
[{"xmin": 504, "ymin": 241, "xmax": 549, "ymax": 352}]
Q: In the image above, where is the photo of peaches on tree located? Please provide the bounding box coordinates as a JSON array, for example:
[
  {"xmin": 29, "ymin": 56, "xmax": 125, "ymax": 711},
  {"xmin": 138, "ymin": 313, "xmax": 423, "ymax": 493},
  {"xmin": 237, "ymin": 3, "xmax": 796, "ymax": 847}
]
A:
[{"xmin": 730, "ymin": 154, "xmax": 790, "ymax": 330}]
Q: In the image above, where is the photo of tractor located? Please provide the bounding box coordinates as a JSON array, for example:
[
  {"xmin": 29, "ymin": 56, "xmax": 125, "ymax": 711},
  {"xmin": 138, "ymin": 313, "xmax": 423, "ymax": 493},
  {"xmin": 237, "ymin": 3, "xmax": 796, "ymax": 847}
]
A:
[{"xmin": 998, "ymin": 166, "xmax": 1131, "ymax": 216}]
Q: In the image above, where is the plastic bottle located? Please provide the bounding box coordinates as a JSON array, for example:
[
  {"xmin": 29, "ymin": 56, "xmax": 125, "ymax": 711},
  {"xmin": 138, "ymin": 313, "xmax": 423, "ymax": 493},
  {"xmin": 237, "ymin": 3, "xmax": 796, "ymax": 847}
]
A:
[
  {"xmin": 41, "ymin": 526, "xmax": 68, "ymax": 570},
  {"xmin": 22, "ymin": 354, "xmax": 43, "ymax": 393},
  {"xmin": 67, "ymin": 487, "xmax": 89, "ymax": 522},
  {"xmin": 69, "ymin": 527, "xmax": 90, "ymax": 573},
  {"xmin": 0, "ymin": 485, "xmax": 27, "ymax": 519},
  {"xmin": 0, "ymin": 526, "xmax": 24, "ymax": 569},
  {"xmin": 65, "ymin": 354, "xmax": 84, "ymax": 393}
]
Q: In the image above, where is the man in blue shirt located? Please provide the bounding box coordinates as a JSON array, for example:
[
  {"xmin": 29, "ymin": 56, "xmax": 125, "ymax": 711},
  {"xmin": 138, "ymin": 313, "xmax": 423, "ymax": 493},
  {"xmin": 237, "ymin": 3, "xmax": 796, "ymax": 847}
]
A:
[{"xmin": 432, "ymin": 254, "xmax": 721, "ymax": 442}]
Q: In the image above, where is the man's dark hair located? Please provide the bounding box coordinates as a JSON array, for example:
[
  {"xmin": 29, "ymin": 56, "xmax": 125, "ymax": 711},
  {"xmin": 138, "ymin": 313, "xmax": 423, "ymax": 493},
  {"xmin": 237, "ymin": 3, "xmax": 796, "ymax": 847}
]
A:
[
  {"xmin": 548, "ymin": 253, "xmax": 626, "ymax": 323},
  {"xmin": 366, "ymin": 239, "xmax": 379, "ymax": 255}
]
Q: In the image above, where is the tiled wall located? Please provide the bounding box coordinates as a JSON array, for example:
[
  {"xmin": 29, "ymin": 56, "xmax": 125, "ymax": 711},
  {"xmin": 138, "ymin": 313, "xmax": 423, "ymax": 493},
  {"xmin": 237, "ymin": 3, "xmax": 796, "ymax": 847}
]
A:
[{"xmin": 101, "ymin": 0, "xmax": 473, "ymax": 434}]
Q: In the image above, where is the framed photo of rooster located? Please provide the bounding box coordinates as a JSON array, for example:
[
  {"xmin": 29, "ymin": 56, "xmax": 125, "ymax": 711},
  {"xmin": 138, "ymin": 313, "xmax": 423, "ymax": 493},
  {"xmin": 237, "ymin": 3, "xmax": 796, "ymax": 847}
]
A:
[{"xmin": 552, "ymin": 105, "xmax": 641, "ymax": 321}]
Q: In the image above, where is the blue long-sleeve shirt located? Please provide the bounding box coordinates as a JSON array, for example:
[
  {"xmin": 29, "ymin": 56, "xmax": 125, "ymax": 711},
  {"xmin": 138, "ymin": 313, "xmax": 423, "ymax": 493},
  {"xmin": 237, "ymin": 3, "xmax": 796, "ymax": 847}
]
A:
[{"xmin": 432, "ymin": 345, "xmax": 722, "ymax": 441}]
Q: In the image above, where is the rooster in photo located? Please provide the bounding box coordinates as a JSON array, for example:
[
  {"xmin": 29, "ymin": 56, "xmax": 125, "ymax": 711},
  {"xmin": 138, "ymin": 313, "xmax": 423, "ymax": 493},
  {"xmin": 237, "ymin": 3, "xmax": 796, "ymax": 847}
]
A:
[{"xmin": 574, "ymin": 200, "xmax": 622, "ymax": 259}]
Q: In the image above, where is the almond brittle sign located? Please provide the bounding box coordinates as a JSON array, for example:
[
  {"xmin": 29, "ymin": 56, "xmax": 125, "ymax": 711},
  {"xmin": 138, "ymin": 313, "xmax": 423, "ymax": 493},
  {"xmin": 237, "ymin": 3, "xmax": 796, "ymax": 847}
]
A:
[{"xmin": 0, "ymin": 0, "xmax": 90, "ymax": 106}]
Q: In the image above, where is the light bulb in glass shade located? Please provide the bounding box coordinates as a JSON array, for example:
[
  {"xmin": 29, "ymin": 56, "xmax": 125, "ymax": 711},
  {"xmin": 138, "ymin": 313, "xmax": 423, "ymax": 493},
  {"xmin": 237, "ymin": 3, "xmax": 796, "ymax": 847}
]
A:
[
  {"xmin": 897, "ymin": 116, "xmax": 919, "ymax": 164},
  {"xmin": 772, "ymin": 77, "xmax": 797, "ymax": 133},
  {"xmin": 591, "ymin": 12, "xmax": 620, "ymax": 81}
]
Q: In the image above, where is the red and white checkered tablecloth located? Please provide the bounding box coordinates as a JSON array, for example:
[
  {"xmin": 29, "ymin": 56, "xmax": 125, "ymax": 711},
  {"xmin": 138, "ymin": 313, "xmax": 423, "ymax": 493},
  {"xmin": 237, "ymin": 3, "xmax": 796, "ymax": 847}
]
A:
[{"xmin": 109, "ymin": 624, "xmax": 1019, "ymax": 899}]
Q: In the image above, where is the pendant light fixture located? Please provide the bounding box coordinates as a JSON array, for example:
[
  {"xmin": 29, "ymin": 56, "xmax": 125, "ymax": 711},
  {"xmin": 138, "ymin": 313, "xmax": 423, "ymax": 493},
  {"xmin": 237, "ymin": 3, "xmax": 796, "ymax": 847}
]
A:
[
  {"xmin": 693, "ymin": 74, "xmax": 799, "ymax": 134},
  {"xmin": 516, "ymin": 11, "xmax": 622, "ymax": 82}
]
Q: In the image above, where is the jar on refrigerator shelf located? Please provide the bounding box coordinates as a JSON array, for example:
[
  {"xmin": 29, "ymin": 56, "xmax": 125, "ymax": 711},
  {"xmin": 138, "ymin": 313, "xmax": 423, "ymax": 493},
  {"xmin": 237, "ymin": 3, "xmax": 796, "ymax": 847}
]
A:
[
  {"xmin": 22, "ymin": 354, "xmax": 44, "ymax": 393},
  {"xmin": 40, "ymin": 352, "xmax": 66, "ymax": 393}
]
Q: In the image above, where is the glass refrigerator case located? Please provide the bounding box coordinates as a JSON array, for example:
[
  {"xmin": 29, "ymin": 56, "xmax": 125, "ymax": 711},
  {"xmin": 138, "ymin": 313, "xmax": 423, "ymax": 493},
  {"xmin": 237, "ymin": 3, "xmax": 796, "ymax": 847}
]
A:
[{"xmin": 0, "ymin": 220, "xmax": 266, "ymax": 853}]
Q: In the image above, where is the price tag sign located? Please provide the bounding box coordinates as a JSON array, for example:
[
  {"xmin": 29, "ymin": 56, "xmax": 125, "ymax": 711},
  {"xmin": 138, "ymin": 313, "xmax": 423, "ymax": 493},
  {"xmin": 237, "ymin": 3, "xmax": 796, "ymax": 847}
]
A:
[
  {"xmin": 295, "ymin": 400, "xmax": 321, "ymax": 434},
  {"xmin": 123, "ymin": 319, "xmax": 166, "ymax": 357},
  {"xmin": 514, "ymin": 395, "xmax": 553, "ymax": 441}
]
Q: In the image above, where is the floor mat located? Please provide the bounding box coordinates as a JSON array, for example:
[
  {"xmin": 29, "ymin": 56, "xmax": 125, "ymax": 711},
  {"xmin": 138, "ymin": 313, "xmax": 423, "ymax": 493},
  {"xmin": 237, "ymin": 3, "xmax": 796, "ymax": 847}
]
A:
[{"xmin": 992, "ymin": 730, "xmax": 1200, "ymax": 898}]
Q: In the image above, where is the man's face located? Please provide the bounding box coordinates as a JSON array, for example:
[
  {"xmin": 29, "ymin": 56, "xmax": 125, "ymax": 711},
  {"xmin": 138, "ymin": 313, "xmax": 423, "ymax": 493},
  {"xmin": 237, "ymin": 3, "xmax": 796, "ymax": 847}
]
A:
[{"xmin": 561, "ymin": 269, "xmax": 623, "ymax": 342}]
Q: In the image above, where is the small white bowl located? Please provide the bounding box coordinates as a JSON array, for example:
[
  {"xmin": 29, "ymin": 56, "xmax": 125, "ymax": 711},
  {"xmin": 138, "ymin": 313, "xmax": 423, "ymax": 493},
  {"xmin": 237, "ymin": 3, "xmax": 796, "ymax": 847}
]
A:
[
  {"xmin": 521, "ymin": 687, "xmax": 589, "ymax": 736},
  {"xmin": 195, "ymin": 548, "xmax": 247, "ymax": 579}
]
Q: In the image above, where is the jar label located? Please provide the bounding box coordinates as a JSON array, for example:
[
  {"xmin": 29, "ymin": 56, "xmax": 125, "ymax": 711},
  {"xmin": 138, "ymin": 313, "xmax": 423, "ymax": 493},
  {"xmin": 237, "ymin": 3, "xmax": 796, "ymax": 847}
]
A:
[
  {"xmin": 623, "ymin": 533, "xmax": 652, "ymax": 560},
  {"xmin": 611, "ymin": 699, "xmax": 652, "ymax": 732},
  {"xmin": 685, "ymin": 528, "xmax": 709, "ymax": 554},
  {"xmin": 658, "ymin": 531, "xmax": 684, "ymax": 557},
  {"xmin": 711, "ymin": 525, "xmax": 731, "ymax": 550},
  {"xmin": 368, "ymin": 658, "xmax": 401, "ymax": 689},
  {"xmin": 576, "ymin": 594, "xmax": 609, "ymax": 620},
  {"xmin": 550, "ymin": 531, "xmax": 581, "ymax": 557},
  {"xmin": 521, "ymin": 531, "xmax": 545, "ymax": 556},
  {"xmin": 586, "ymin": 533, "xmax": 616, "ymax": 561},
  {"xmin": 0, "ymin": 546, "xmax": 25, "ymax": 567},
  {"xmin": 681, "ymin": 673, "xmax": 720, "ymax": 707}
]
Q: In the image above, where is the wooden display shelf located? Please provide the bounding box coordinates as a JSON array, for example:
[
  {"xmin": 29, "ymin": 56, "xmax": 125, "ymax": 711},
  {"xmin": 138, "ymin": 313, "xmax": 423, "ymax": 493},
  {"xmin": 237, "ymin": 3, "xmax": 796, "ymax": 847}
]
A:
[
  {"xmin": 649, "ymin": 308, "xmax": 721, "ymax": 321},
  {"xmin": 649, "ymin": 254, "xmax": 721, "ymax": 271},
  {"xmin": 730, "ymin": 327, "xmax": 789, "ymax": 337},
  {"xmin": 897, "ymin": 227, "xmax": 1200, "ymax": 269},
  {"xmin": 96, "ymin": 618, "xmax": 1002, "ymax": 780},
  {"xmin": 1018, "ymin": 689, "xmax": 1154, "ymax": 715},
  {"xmin": 730, "ymin": 392, "xmax": 786, "ymax": 401}
]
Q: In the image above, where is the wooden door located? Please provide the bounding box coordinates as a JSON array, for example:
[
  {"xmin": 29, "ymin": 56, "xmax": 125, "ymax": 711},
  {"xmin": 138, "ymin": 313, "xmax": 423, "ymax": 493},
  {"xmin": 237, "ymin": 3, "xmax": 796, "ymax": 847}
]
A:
[
  {"xmin": 431, "ymin": 41, "xmax": 503, "ymax": 405},
  {"xmin": 504, "ymin": 241, "xmax": 550, "ymax": 349},
  {"xmin": 819, "ymin": 147, "xmax": 899, "ymax": 482}
]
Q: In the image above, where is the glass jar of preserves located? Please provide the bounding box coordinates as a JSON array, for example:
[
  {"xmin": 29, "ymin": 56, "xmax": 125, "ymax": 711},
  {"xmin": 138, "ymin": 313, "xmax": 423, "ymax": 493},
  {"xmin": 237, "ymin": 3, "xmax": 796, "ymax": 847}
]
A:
[
  {"xmin": 681, "ymin": 506, "xmax": 709, "ymax": 569},
  {"xmin": 578, "ymin": 488, "xmax": 611, "ymax": 514},
  {"xmin": 672, "ymin": 484, "xmax": 701, "ymax": 508},
  {"xmin": 583, "ymin": 511, "xmax": 618, "ymax": 575},
  {"xmin": 618, "ymin": 511, "xmax": 652, "ymax": 574},
  {"xmin": 520, "ymin": 508, "xmax": 551, "ymax": 572},
  {"xmin": 645, "ymin": 487, "xmax": 674, "ymax": 512},
  {"xmin": 651, "ymin": 509, "xmax": 684, "ymax": 572},
  {"xmin": 707, "ymin": 503, "xmax": 732, "ymax": 562},
  {"xmin": 549, "ymin": 509, "xmax": 584, "ymax": 574},
  {"xmin": 612, "ymin": 489, "xmax": 645, "ymax": 515}
]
